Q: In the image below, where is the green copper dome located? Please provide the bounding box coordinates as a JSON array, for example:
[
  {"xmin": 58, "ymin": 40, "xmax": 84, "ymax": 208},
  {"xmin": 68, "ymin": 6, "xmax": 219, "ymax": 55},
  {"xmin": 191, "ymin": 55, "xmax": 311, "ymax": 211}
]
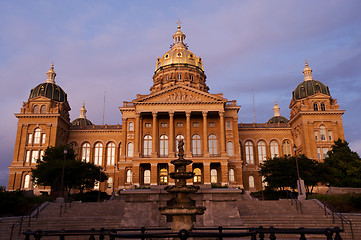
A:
[
  {"xmin": 29, "ymin": 82, "xmax": 67, "ymax": 102},
  {"xmin": 267, "ymin": 116, "xmax": 289, "ymax": 124},
  {"xmin": 292, "ymin": 80, "xmax": 330, "ymax": 100},
  {"xmin": 71, "ymin": 118, "xmax": 93, "ymax": 126}
]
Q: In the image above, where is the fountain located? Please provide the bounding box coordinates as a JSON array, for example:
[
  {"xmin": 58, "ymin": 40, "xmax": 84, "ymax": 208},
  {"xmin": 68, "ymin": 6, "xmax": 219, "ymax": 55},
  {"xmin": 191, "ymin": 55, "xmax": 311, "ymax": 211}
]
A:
[{"xmin": 159, "ymin": 140, "xmax": 206, "ymax": 231}]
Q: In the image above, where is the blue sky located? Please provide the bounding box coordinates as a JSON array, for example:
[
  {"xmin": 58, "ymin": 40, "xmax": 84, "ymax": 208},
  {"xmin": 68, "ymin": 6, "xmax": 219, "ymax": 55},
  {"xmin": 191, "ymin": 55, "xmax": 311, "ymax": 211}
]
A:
[{"xmin": 1, "ymin": 0, "xmax": 361, "ymax": 188}]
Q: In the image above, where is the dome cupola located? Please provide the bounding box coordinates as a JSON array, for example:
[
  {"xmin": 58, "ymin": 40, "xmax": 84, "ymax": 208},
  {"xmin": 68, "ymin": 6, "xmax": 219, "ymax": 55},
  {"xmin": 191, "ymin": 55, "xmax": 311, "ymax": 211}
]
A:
[
  {"xmin": 71, "ymin": 102, "xmax": 93, "ymax": 126},
  {"xmin": 29, "ymin": 63, "xmax": 68, "ymax": 102},
  {"xmin": 268, "ymin": 100, "xmax": 289, "ymax": 124}
]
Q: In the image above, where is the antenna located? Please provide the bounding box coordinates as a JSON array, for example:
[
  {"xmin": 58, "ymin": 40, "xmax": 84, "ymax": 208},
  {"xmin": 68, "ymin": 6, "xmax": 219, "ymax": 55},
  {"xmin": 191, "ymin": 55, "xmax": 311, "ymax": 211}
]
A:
[
  {"xmin": 252, "ymin": 89, "xmax": 256, "ymax": 123},
  {"xmin": 102, "ymin": 91, "xmax": 106, "ymax": 125}
]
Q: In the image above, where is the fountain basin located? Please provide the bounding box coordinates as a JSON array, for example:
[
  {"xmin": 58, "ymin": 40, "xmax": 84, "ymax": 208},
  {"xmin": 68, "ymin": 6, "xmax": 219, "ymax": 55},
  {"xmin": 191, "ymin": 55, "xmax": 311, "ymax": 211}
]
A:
[
  {"xmin": 159, "ymin": 206, "xmax": 206, "ymax": 215},
  {"xmin": 170, "ymin": 172, "xmax": 194, "ymax": 179},
  {"xmin": 171, "ymin": 159, "xmax": 193, "ymax": 165},
  {"xmin": 165, "ymin": 185, "xmax": 200, "ymax": 193}
]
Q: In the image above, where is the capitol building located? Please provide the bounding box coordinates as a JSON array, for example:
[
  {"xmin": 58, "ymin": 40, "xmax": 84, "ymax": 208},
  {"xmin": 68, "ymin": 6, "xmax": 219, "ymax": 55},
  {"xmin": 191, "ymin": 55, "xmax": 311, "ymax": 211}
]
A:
[{"xmin": 7, "ymin": 25, "xmax": 345, "ymax": 193}]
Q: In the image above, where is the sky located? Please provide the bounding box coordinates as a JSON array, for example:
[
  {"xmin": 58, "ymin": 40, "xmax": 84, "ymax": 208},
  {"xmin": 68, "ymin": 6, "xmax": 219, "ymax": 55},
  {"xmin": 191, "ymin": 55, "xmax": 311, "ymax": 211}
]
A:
[{"xmin": 0, "ymin": 0, "xmax": 361, "ymax": 188}]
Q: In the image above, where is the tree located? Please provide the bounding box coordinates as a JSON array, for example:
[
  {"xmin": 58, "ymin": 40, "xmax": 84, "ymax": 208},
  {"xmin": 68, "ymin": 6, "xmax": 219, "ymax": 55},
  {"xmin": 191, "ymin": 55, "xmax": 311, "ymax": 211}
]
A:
[
  {"xmin": 31, "ymin": 145, "xmax": 108, "ymax": 195},
  {"xmin": 323, "ymin": 139, "xmax": 361, "ymax": 187},
  {"xmin": 260, "ymin": 155, "xmax": 322, "ymax": 193}
]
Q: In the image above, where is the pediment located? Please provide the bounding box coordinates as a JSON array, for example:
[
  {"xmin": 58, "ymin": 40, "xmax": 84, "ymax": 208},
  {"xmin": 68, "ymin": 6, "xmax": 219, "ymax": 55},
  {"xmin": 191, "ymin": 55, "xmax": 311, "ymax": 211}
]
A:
[
  {"xmin": 28, "ymin": 96, "xmax": 52, "ymax": 102},
  {"xmin": 134, "ymin": 85, "xmax": 226, "ymax": 104}
]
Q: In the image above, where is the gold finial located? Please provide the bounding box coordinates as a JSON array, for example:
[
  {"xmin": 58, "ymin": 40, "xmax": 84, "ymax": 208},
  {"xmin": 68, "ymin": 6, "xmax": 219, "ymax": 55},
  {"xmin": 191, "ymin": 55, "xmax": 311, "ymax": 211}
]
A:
[
  {"xmin": 177, "ymin": 19, "xmax": 181, "ymax": 29},
  {"xmin": 305, "ymin": 59, "xmax": 308, "ymax": 66}
]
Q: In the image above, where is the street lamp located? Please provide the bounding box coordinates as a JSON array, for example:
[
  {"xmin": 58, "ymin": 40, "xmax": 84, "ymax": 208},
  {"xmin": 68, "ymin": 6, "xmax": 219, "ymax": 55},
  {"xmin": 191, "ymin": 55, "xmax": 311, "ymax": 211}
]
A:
[
  {"xmin": 60, "ymin": 148, "xmax": 67, "ymax": 198},
  {"xmin": 112, "ymin": 163, "xmax": 116, "ymax": 196},
  {"xmin": 293, "ymin": 145, "xmax": 301, "ymax": 181}
]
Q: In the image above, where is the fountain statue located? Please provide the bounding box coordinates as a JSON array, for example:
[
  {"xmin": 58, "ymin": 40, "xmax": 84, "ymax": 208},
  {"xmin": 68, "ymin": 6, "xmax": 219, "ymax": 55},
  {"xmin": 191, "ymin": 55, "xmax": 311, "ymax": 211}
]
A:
[{"xmin": 159, "ymin": 140, "xmax": 206, "ymax": 231}]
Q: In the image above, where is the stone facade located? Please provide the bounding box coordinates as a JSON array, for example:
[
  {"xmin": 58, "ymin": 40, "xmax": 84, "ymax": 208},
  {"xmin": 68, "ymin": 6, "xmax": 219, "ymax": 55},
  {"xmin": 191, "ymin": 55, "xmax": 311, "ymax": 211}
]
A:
[{"xmin": 7, "ymin": 26, "xmax": 345, "ymax": 193}]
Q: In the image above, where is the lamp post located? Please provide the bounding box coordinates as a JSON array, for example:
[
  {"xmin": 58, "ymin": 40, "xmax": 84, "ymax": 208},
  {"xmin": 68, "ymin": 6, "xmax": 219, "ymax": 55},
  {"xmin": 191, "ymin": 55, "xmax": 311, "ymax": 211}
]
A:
[
  {"xmin": 60, "ymin": 148, "xmax": 67, "ymax": 198},
  {"xmin": 112, "ymin": 163, "xmax": 116, "ymax": 196},
  {"xmin": 293, "ymin": 145, "xmax": 301, "ymax": 182},
  {"xmin": 293, "ymin": 145, "xmax": 305, "ymax": 200}
]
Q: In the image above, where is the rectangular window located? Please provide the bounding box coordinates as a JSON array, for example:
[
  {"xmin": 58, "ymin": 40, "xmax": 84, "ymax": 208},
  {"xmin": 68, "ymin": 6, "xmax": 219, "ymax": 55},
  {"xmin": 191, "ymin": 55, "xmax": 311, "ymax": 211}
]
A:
[
  {"xmin": 322, "ymin": 148, "xmax": 328, "ymax": 159},
  {"xmin": 192, "ymin": 122, "xmax": 199, "ymax": 127},
  {"xmin": 145, "ymin": 123, "xmax": 151, "ymax": 127},
  {"xmin": 226, "ymin": 121, "xmax": 232, "ymax": 130},
  {"xmin": 328, "ymin": 131, "xmax": 333, "ymax": 141},
  {"xmin": 317, "ymin": 148, "xmax": 321, "ymax": 159},
  {"xmin": 176, "ymin": 122, "xmax": 184, "ymax": 127},
  {"xmin": 209, "ymin": 122, "xmax": 215, "ymax": 127},
  {"xmin": 32, "ymin": 150, "xmax": 39, "ymax": 163},
  {"xmin": 41, "ymin": 134, "xmax": 46, "ymax": 144},
  {"xmin": 314, "ymin": 131, "xmax": 319, "ymax": 141},
  {"xmin": 161, "ymin": 123, "xmax": 168, "ymax": 127},
  {"xmin": 26, "ymin": 150, "xmax": 31, "ymax": 162},
  {"xmin": 28, "ymin": 134, "xmax": 33, "ymax": 144}
]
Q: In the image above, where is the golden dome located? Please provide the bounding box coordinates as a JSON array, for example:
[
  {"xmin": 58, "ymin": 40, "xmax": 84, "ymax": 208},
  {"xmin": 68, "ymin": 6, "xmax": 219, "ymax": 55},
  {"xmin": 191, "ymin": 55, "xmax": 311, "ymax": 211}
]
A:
[{"xmin": 155, "ymin": 25, "xmax": 203, "ymax": 72}]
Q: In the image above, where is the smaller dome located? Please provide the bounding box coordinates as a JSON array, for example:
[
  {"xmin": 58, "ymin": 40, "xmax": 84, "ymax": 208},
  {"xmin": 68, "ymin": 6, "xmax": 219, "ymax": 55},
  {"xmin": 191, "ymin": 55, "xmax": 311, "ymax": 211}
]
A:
[
  {"xmin": 71, "ymin": 103, "xmax": 93, "ymax": 126},
  {"xmin": 267, "ymin": 100, "xmax": 289, "ymax": 124}
]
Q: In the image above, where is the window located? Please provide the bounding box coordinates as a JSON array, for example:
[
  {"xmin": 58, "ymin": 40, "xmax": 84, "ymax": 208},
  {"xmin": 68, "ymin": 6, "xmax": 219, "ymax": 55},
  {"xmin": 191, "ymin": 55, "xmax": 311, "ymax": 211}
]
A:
[
  {"xmin": 320, "ymin": 125, "xmax": 326, "ymax": 141},
  {"xmin": 176, "ymin": 122, "xmax": 184, "ymax": 127},
  {"xmin": 321, "ymin": 103, "xmax": 326, "ymax": 111},
  {"xmin": 209, "ymin": 122, "xmax": 215, "ymax": 127},
  {"xmin": 192, "ymin": 122, "xmax": 199, "ymax": 127},
  {"xmin": 24, "ymin": 174, "xmax": 31, "ymax": 189},
  {"xmin": 313, "ymin": 103, "xmax": 318, "ymax": 111},
  {"xmin": 229, "ymin": 169, "xmax": 235, "ymax": 182},
  {"xmin": 159, "ymin": 168, "xmax": 168, "ymax": 184},
  {"xmin": 161, "ymin": 123, "xmax": 168, "ymax": 127},
  {"xmin": 94, "ymin": 143, "xmax": 103, "ymax": 166},
  {"xmin": 193, "ymin": 168, "xmax": 202, "ymax": 183},
  {"xmin": 82, "ymin": 143, "xmax": 90, "ymax": 162},
  {"xmin": 176, "ymin": 135, "xmax": 185, "ymax": 153},
  {"xmin": 190, "ymin": 75, "xmax": 194, "ymax": 81},
  {"xmin": 282, "ymin": 140, "xmax": 292, "ymax": 156},
  {"xmin": 245, "ymin": 141, "xmax": 254, "ymax": 164},
  {"xmin": 314, "ymin": 131, "xmax": 319, "ymax": 141},
  {"xmin": 249, "ymin": 176, "xmax": 255, "ymax": 188},
  {"xmin": 166, "ymin": 75, "xmax": 169, "ymax": 81},
  {"xmin": 126, "ymin": 169, "xmax": 132, "ymax": 183},
  {"xmin": 208, "ymin": 134, "xmax": 217, "ymax": 155},
  {"xmin": 32, "ymin": 150, "xmax": 39, "ymax": 163},
  {"xmin": 107, "ymin": 142, "xmax": 116, "ymax": 165},
  {"xmin": 128, "ymin": 122, "xmax": 134, "ymax": 131},
  {"xmin": 192, "ymin": 134, "xmax": 201, "ymax": 155},
  {"xmin": 41, "ymin": 134, "xmax": 46, "ymax": 144},
  {"xmin": 211, "ymin": 169, "xmax": 217, "ymax": 183},
  {"xmin": 119, "ymin": 143, "xmax": 122, "ymax": 157},
  {"xmin": 127, "ymin": 142, "xmax": 134, "ymax": 157},
  {"xmin": 26, "ymin": 150, "xmax": 31, "ymax": 163},
  {"xmin": 33, "ymin": 105, "xmax": 39, "ymax": 113},
  {"xmin": 257, "ymin": 141, "xmax": 267, "ymax": 163},
  {"xmin": 28, "ymin": 133, "xmax": 33, "ymax": 144},
  {"xmin": 159, "ymin": 135, "xmax": 169, "ymax": 157},
  {"xmin": 144, "ymin": 170, "xmax": 150, "ymax": 184},
  {"xmin": 177, "ymin": 74, "xmax": 182, "ymax": 80},
  {"xmin": 143, "ymin": 135, "xmax": 152, "ymax": 157},
  {"xmin": 40, "ymin": 150, "xmax": 45, "ymax": 160},
  {"xmin": 262, "ymin": 176, "xmax": 267, "ymax": 188},
  {"xmin": 226, "ymin": 121, "xmax": 231, "ymax": 130},
  {"xmin": 317, "ymin": 147, "xmax": 322, "ymax": 159},
  {"xmin": 40, "ymin": 105, "xmax": 46, "ymax": 113},
  {"xmin": 227, "ymin": 141, "xmax": 234, "ymax": 156},
  {"xmin": 34, "ymin": 128, "xmax": 41, "ymax": 144},
  {"xmin": 94, "ymin": 181, "xmax": 99, "ymax": 190},
  {"xmin": 145, "ymin": 123, "xmax": 151, "ymax": 128},
  {"xmin": 270, "ymin": 140, "xmax": 279, "ymax": 158},
  {"xmin": 107, "ymin": 177, "xmax": 112, "ymax": 188},
  {"xmin": 328, "ymin": 131, "xmax": 333, "ymax": 141},
  {"xmin": 322, "ymin": 148, "xmax": 328, "ymax": 159}
]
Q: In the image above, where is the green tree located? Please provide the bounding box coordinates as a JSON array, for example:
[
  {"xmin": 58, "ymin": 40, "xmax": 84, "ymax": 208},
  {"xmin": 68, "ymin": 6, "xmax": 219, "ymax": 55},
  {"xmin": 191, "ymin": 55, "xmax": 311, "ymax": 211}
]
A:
[
  {"xmin": 31, "ymin": 145, "xmax": 108, "ymax": 195},
  {"xmin": 260, "ymin": 155, "xmax": 322, "ymax": 193},
  {"xmin": 323, "ymin": 139, "xmax": 361, "ymax": 187}
]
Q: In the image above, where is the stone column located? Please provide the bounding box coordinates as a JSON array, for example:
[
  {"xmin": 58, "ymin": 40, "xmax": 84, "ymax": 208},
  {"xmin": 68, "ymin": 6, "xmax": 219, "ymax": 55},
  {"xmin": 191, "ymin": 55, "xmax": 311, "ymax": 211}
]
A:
[
  {"xmin": 134, "ymin": 113, "xmax": 140, "ymax": 157},
  {"xmin": 169, "ymin": 112, "xmax": 175, "ymax": 156},
  {"xmin": 185, "ymin": 111, "xmax": 192, "ymax": 156},
  {"xmin": 219, "ymin": 111, "xmax": 226, "ymax": 156},
  {"xmin": 152, "ymin": 112, "xmax": 158, "ymax": 157},
  {"xmin": 202, "ymin": 111, "xmax": 209, "ymax": 157},
  {"xmin": 233, "ymin": 116, "xmax": 241, "ymax": 157},
  {"xmin": 203, "ymin": 162, "xmax": 211, "ymax": 185},
  {"xmin": 133, "ymin": 163, "xmax": 140, "ymax": 187},
  {"xmin": 221, "ymin": 162, "xmax": 228, "ymax": 186},
  {"xmin": 139, "ymin": 116, "xmax": 143, "ymax": 156},
  {"xmin": 151, "ymin": 163, "xmax": 158, "ymax": 185},
  {"xmin": 121, "ymin": 117, "xmax": 127, "ymax": 158}
]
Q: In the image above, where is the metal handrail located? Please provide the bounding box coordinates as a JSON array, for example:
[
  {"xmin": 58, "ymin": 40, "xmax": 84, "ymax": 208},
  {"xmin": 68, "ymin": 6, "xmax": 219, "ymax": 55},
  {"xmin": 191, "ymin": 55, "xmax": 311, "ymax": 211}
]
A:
[
  {"xmin": 59, "ymin": 198, "xmax": 72, "ymax": 217},
  {"xmin": 286, "ymin": 190, "xmax": 303, "ymax": 214},
  {"xmin": 319, "ymin": 200, "xmax": 354, "ymax": 239}
]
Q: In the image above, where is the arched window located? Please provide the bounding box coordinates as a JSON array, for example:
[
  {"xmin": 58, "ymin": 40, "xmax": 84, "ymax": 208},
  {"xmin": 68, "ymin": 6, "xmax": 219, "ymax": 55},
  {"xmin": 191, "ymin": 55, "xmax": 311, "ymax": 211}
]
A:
[
  {"xmin": 126, "ymin": 169, "xmax": 132, "ymax": 183},
  {"xmin": 257, "ymin": 141, "xmax": 267, "ymax": 164},
  {"xmin": 192, "ymin": 134, "xmax": 201, "ymax": 156},
  {"xmin": 320, "ymin": 103, "xmax": 326, "ymax": 111},
  {"xmin": 208, "ymin": 134, "xmax": 217, "ymax": 155},
  {"xmin": 40, "ymin": 105, "xmax": 47, "ymax": 113},
  {"xmin": 128, "ymin": 122, "xmax": 134, "ymax": 131},
  {"xmin": 33, "ymin": 105, "xmax": 40, "ymax": 113},
  {"xmin": 193, "ymin": 168, "xmax": 202, "ymax": 183},
  {"xmin": 94, "ymin": 143, "xmax": 103, "ymax": 166},
  {"xmin": 127, "ymin": 142, "xmax": 134, "ymax": 157},
  {"xmin": 24, "ymin": 174, "xmax": 31, "ymax": 189},
  {"xmin": 245, "ymin": 141, "xmax": 254, "ymax": 164},
  {"xmin": 144, "ymin": 170, "xmax": 150, "ymax": 184},
  {"xmin": 159, "ymin": 168, "xmax": 168, "ymax": 184},
  {"xmin": 34, "ymin": 128, "xmax": 41, "ymax": 144},
  {"xmin": 270, "ymin": 140, "xmax": 279, "ymax": 158},
  {"xmin": 226, "ymin": 121, "xmax": 232, "ymax": 130},
  {"xmin": 159, "ymin": 135, "xmax": 169, "ymax": 157},
  {"xmin": 229, "ymin": 169, "xmax": 235, "ymax": 182},
  {"xmin": 227, "ymin": 141, "xmax": 234, "ymax": 156},
  {"xmin": 282, "ymin": 140, "xmax": 292, "ymax": 156},
  {"xmin": 107, "ymin": 142, "xmax": 116, "ymax": 165},
  {"xmin": 81, "ymin": 143, "xmax": 90, "ymax": 162},
  {"xmin": 143, "ymin": 135, "xmax": 152, "ymax": 157},
  {"xmin": 320, "ymin": 125, "xmax": 326, "ymax": 141},
  {"xmin": 249, "ymin": 176, "xmax": 255, "ymax": 189},
  {"xmin": 211, "ymin": 169, "xmax": 218, "ymax": 183},
  {"xmin": 313, "ymin": 103, "xmax": 319, "ymax": 111},
  {"xmin": 176, "ymin": 135, "xmax": 185, "ymax": 153}
]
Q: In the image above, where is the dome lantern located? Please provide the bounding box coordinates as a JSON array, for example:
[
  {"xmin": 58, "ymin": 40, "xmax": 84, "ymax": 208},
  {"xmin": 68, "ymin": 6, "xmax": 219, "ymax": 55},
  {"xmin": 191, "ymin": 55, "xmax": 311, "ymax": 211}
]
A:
[
  {"xmin": 46, "ymin": 62, "xmax": 56, "ymax": 84},
  {"xmin": 79, "ymin": 102, "xmax": 87, "ymax": 119},
  {"xmin": 172, "ymin": 23, "xmax": 187, "ymax": 50},
  {"xmin": 273, "ymin": 100, "xmax": 281, "ymax": 117},
  {"xmin": 303, "ymin": 59, "xmax": 313, "ymax": 81}
]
